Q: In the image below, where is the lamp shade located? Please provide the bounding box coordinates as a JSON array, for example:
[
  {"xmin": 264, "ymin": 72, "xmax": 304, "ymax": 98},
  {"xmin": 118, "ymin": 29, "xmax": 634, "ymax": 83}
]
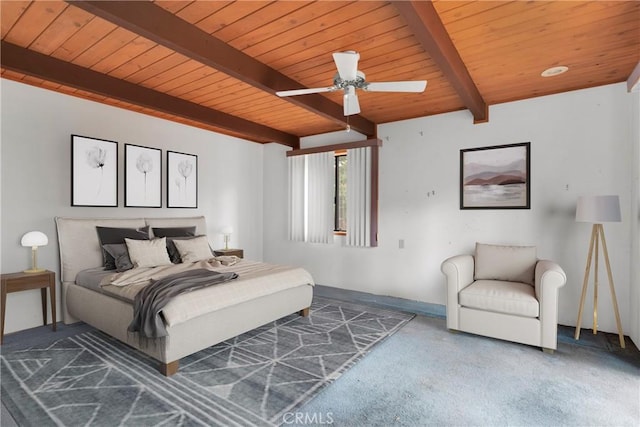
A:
[
  {"xmin": 21, "ymin": 231, "xmax": 48, "ymax": 247},
  {"xmin": 575, "ymin": 195, "xmax": 621, "ymax": 223},
  {"xmin": 221, "ymin": 226, "xmax": 233, "ymax": 235}
]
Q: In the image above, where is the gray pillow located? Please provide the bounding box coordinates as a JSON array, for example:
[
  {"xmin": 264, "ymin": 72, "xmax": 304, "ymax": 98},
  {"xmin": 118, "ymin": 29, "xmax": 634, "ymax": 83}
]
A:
[
  {"xmin": 96, "ymin": 226, "xmax": 149, "ymax": 270},
  {"xmin": 102, "ymin": 243, "xmax": 134, "ymax": 272},
  {"xmin": 152, "ymin": 227, "xmax": 196, "ymax": 238}
]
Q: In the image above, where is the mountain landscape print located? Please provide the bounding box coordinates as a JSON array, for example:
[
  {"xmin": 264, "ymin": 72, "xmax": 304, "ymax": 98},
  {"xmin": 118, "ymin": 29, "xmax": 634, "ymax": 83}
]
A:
[
  {"xmin": 464, "ymin": 158, "xmax": 526, "ymax": 186},
  {"xmin": 460, "ymin": 142, "xmax": 530, "ymax": 209}
]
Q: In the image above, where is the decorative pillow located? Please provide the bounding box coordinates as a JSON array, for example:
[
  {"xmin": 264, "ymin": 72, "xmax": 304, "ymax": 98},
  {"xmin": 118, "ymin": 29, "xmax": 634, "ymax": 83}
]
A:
[
  {"xmin": 474, "ymin": 243, "xmax": 537, "ymax": 286},
  {"xmin": 102, "ymin": 243, "xmax": 134, "ymax": 272},
  {"xmin": 152, "ymin": 227, "xmax": 196, "ymax": 238},
  {"xmin": 125, "ymin": 237, "xmax": 172, "ymax": 268},
  {"xmin": 165, "ymin": 236, "xmax": 203, "ymax": 263},
  {"xmin": 172, "ymin": 235, "xmax": 213, "ymax": 263},
  {"xmin": 96, "ymin": 226, "xmax": 149, "ymax": 270}
]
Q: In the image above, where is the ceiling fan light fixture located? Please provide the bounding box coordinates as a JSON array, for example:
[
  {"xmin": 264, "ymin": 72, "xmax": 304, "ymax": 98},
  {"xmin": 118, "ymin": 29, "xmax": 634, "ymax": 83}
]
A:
[
  {"xmin": 541, "ymin": 66, "xmax": 569, "ymax": 77},
  {"xmin": 277, "ymin": 50, "xmax": 427, "ymax": 116}
]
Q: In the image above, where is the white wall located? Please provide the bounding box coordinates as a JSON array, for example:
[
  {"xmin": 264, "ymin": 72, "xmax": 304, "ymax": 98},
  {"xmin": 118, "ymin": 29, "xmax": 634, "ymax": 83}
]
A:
[
  {"xmin": 1, "ymin": 79, "xmax": 264, "ymax": 334},
  {"xmin": 3, "ymin": 78, "xmax": 636, "ymax": 342},
  {"xmin": 264, "ymin": 83, "xmax": 636, "ymax": 335}
]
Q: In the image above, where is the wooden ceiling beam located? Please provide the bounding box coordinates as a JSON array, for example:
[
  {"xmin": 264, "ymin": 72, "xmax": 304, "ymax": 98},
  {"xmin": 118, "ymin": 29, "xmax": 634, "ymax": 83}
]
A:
[
  {"xmin": 68, "ymin": 0, "xmax": 377, "ymax": 137},
  {"xmin": 0, "ymin": 41, "xmax": 299, "ymax": 148},
  {"xmin": 395, "ymin": 1, "xmax": 488, "ymax": 123}
]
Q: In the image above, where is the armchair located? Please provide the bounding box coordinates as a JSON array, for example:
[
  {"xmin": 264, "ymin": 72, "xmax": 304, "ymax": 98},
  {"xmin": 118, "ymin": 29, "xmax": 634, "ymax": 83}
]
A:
[{"xmin": 441, "ymin": 243, "xmax": 566, "ymax": 353}]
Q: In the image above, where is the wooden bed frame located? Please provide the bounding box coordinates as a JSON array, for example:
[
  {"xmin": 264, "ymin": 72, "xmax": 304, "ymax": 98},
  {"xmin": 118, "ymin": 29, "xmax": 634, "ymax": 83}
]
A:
[{"xmin": 55, "ymin": 216, "xmax": 313, "ymax": 376}]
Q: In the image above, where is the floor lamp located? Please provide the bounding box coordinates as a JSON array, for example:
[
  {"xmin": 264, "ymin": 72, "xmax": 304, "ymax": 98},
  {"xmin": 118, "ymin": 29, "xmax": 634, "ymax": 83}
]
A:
[{"xmin": 574, "ymin": 195, "xmax": 625, "ymax": 348}]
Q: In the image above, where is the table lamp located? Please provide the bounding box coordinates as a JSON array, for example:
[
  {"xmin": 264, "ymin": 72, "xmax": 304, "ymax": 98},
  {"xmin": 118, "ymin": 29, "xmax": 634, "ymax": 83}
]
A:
[
  {"xmin": 21, "ymin": 231, "xmax": 48, "ymax": 273},
  {"xmin": 574, "ymin": 195, "xmax": 625, "ymax": 348},
  {"xmin": 222, "ymin": 226, "xmax": 233, "ymax": 250}
]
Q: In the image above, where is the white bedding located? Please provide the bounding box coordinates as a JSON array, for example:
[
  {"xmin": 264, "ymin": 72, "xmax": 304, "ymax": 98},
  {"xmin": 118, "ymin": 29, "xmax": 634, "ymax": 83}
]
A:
[{"xmin": 94, "ymin": 258, "xmax": 314, "ymax": 328}]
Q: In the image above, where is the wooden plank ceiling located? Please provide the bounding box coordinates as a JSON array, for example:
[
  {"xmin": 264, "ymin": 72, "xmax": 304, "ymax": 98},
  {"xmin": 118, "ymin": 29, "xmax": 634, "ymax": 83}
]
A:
[{"xmin": 2, "ymin": 1, "xmax": 639, "ymax": 148}]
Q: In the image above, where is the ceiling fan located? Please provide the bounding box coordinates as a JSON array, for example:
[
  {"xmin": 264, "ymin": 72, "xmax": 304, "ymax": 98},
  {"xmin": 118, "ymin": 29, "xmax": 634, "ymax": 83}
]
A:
[{"xmin": 276, "ymin": 51, "xmax": 427, "ymax": 116}]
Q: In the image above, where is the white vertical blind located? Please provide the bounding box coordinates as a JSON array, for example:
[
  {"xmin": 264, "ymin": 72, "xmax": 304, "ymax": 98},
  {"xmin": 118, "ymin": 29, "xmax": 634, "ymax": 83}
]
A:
[
  {"xmin": 287, "ymin": 155, "xmax": 305, "ymax": 241},
  {"xmin": 346, "ymin": 147, "xmax": 372, "ymax": 247},
  {"xmin": 306, "ymin": 152, "xmax": 334, "ymax": 243},
  {"xmin": 288, "ymin": 153, "xmax": 333, "ymax": 243}
]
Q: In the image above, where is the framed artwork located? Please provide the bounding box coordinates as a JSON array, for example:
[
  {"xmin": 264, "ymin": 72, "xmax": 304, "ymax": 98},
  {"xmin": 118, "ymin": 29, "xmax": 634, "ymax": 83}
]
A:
[
  {"xmin": 460, "ymin": 142, "xmax": 530, "ymax": 209},
  {"xmin": 125, "ymin": 144, "xmax": 161, "ymax": 207},
  {"xmin": 71, "ymin": 134, "xmax": 118, "ymax": 207},
  {"xmin": 167, "ymin": 150, "xmax": 197, "ymax": 208}
]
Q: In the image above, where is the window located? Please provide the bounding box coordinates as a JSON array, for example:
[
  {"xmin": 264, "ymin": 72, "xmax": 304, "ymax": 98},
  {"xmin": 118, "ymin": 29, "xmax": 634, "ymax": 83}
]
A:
[
  {"xmin": 287, "ymin": 140, "xmax": 379, "ymax": 247},
  {"xmin": 334, "ymin": 152, "xmax": 347, "ymax": 232}
]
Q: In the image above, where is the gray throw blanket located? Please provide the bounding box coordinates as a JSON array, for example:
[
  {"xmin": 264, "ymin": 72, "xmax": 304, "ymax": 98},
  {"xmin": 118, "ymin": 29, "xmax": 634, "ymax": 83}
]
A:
[{"xmin": 128, "ymin": 268, "xmax": 238, "ymax": 342}]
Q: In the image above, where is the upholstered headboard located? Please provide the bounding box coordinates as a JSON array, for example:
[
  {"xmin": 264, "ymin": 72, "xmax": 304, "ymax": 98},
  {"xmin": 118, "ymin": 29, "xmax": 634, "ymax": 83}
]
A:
[{"xmin": 55, "ymin": 216, "xmax": 207, "ymax": 283}]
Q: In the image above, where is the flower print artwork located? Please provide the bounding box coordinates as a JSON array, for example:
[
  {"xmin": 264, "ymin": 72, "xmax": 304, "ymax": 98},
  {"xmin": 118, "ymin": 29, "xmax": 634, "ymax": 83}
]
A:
[
  {"xmin": 125, "ymin": 144, "xmax": 161, "ymax": 207},
  {"xmin": 72, "ymin": 135, "xmax": 118, "ymax": 207},
  {"xmin": 167, "ymin": 151, "xmax": 197, "ymax": 208},
  {"xmin": 136, "ymin": 153, "xmax": 153, "ymax": 200},
  {"xmin": 177, "ymin": 160, "xmax": 193, "ymax": 200},
  {"xmin": 85, "ymin": 146, "xmax": 107, "ymax": 196}
]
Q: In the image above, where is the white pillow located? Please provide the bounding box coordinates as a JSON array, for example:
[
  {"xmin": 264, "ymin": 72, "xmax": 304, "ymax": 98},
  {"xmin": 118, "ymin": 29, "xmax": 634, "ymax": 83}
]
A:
[
  {"xmin": 125, "ymin": 237, "xmax": 172, "ymax": 268},
  {"xmin": 172, "ymin": 235, "xmax": 213, "ymax": 263},
  {"xmin": 474, "ymin": 242, "xmax": 537, "ymax": 286}
]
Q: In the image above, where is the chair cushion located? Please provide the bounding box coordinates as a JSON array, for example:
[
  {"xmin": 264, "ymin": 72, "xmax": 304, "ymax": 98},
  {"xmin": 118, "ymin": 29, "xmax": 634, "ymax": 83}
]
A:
[
  {"xmin": 474, "ymin": 243, "xmax": 537, "ymax": 286},
  {"xmin": 459, "ymin": 280, "xmax": 539, "ymax": 317}
]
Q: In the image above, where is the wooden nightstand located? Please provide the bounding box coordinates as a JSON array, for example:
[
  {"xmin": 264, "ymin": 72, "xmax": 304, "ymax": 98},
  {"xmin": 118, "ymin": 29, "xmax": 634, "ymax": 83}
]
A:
[
  {"xmin": 213, "ymin": 249, "xmax": 244, "ymax": 258},
  {"xmin": 1, "ymin": 270, "xmax": 56, "ymax": 344}
]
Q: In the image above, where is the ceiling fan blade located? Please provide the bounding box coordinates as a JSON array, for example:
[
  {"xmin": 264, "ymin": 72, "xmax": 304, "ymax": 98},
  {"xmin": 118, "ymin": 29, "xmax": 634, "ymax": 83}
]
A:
[
  {"xmin": 343, "ymin": 87, "xmax": 361, "ymax": 116},
  {"xmin": 276, "ymin": 86, "xmax": 335, "ymax": 97},
  {"xmin": 333, "ymin": 51, "xmax": 359, "ymax": 81},
  {"xmin": 365, "ymin": 80, "xmax": 427, "ymax": 92}
]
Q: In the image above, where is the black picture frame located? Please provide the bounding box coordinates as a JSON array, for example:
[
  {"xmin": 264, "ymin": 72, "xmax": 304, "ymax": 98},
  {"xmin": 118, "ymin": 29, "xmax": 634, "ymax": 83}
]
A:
[
  {"xmin": 125, "ymin": 144, "xmax": 162, "ymax": 208},
  {"xmin": 71, "ymin": 134, "xmax": 118, "ymax": 207},
  {"xmin": 167, "ymin": 150, "xmax": 198, "ymax": 208},
  {"xmin": 460, "ymin": 142, "xmax": 530, "ymax": 209}
]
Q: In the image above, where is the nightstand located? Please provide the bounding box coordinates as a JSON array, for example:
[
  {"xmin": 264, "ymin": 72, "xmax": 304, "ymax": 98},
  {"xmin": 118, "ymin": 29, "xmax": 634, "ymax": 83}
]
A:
[
  {"xmin": 213, "ymin": 249, "xmax": 244, "ymax": 258},
  {"xmin": 1, "ymin": 270, "xmax": 56, "ymax": 344}
]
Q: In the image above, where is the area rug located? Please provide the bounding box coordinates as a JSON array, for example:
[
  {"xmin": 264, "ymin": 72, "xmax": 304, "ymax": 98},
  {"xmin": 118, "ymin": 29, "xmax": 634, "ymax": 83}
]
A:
[{"xmin": 1, "ymin": 297, "xmax": 414, "ymax": 426}]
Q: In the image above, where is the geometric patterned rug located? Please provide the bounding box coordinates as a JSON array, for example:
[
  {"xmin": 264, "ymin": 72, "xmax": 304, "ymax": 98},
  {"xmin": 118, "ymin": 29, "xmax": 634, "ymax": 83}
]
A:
[{"xmin": 1, "ymin": 297, "xmax": 414, "ymax": 426}]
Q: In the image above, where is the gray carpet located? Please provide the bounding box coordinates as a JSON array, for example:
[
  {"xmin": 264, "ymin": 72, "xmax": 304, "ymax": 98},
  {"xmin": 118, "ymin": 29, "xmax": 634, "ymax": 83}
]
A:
[
  {"xmin": 0, "ymin": 297, "xmax": 413, "ymax": 426},
  {"xmin": 2, "ymin": 288, "xmax": 639, "ymax": 426},
  {"xmin": 297, "ymin": 315, "xmax": 640, "ymax": 426}
]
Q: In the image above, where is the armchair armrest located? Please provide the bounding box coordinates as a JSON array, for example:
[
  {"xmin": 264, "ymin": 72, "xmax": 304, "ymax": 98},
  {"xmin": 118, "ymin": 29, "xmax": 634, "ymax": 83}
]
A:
[
  {"xmin": 535, "ymin": 260, "xmax": 567, "ymax": 349},
  {"xmin": 441, "ymin": 254, "xmax": 475, "ymax": 330},
  {"xmin": 535, "ymin": 260, "xmax": 567, "ymax": 299},
  {"xmin": 441, "ymin": 255, "xmax": 475, "ymax": 291}
]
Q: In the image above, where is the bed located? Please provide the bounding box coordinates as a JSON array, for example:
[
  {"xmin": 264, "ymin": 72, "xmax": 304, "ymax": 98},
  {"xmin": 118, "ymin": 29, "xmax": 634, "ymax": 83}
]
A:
[{"xmin": 55, "ymin": 216, "xmax": 314, "ymax": 376}]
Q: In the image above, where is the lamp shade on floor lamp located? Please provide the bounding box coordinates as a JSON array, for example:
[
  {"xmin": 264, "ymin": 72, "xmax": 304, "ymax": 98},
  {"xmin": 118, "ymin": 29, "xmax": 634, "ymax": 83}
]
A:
[{"xmin": 576, "ymin": 195, "xmax": 621, "ymax": 223}]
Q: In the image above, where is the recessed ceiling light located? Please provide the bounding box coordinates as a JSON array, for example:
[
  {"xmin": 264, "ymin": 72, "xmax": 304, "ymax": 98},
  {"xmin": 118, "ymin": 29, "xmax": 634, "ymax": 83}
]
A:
[{"xmin": 541, "ymin": 66, "xmax": 569, "ymax": 77}]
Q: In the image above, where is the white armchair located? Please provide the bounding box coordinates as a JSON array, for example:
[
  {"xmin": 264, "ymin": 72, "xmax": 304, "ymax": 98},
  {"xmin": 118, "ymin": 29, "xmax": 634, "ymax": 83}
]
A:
[{"xmin": 441, "ymin": 243, "xmax": 567, "ymax": 353}]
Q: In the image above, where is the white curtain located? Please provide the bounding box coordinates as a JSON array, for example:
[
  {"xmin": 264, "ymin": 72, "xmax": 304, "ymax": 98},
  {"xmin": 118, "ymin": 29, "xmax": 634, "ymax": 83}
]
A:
[
  {"xmin": 287, "ymin": 155, "xmax": 305, "ymax": 241},
  {"xmin": 306, "ymin": 152, "xmax": 334, "ymax": 243},
  {"xmin": 346, "ymin": 147, "xmax": 372, "ymax": 247},
  {"xmin": 288, "ymin": 152, "xmax": 334, "ymax": 243}
]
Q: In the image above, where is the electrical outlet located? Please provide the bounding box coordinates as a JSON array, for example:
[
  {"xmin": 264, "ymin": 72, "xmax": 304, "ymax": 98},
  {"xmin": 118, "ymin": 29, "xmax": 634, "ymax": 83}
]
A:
[{"xmin": 399, "ymin": 239, "xmax": 405, "ymax": 249}]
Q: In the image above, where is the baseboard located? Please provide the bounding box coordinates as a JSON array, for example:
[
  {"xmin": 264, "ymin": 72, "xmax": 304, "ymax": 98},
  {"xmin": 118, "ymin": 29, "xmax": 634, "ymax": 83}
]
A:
[{"xmin": 314, "ymin": 284, "xmax": 446, "ymax": 319}]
